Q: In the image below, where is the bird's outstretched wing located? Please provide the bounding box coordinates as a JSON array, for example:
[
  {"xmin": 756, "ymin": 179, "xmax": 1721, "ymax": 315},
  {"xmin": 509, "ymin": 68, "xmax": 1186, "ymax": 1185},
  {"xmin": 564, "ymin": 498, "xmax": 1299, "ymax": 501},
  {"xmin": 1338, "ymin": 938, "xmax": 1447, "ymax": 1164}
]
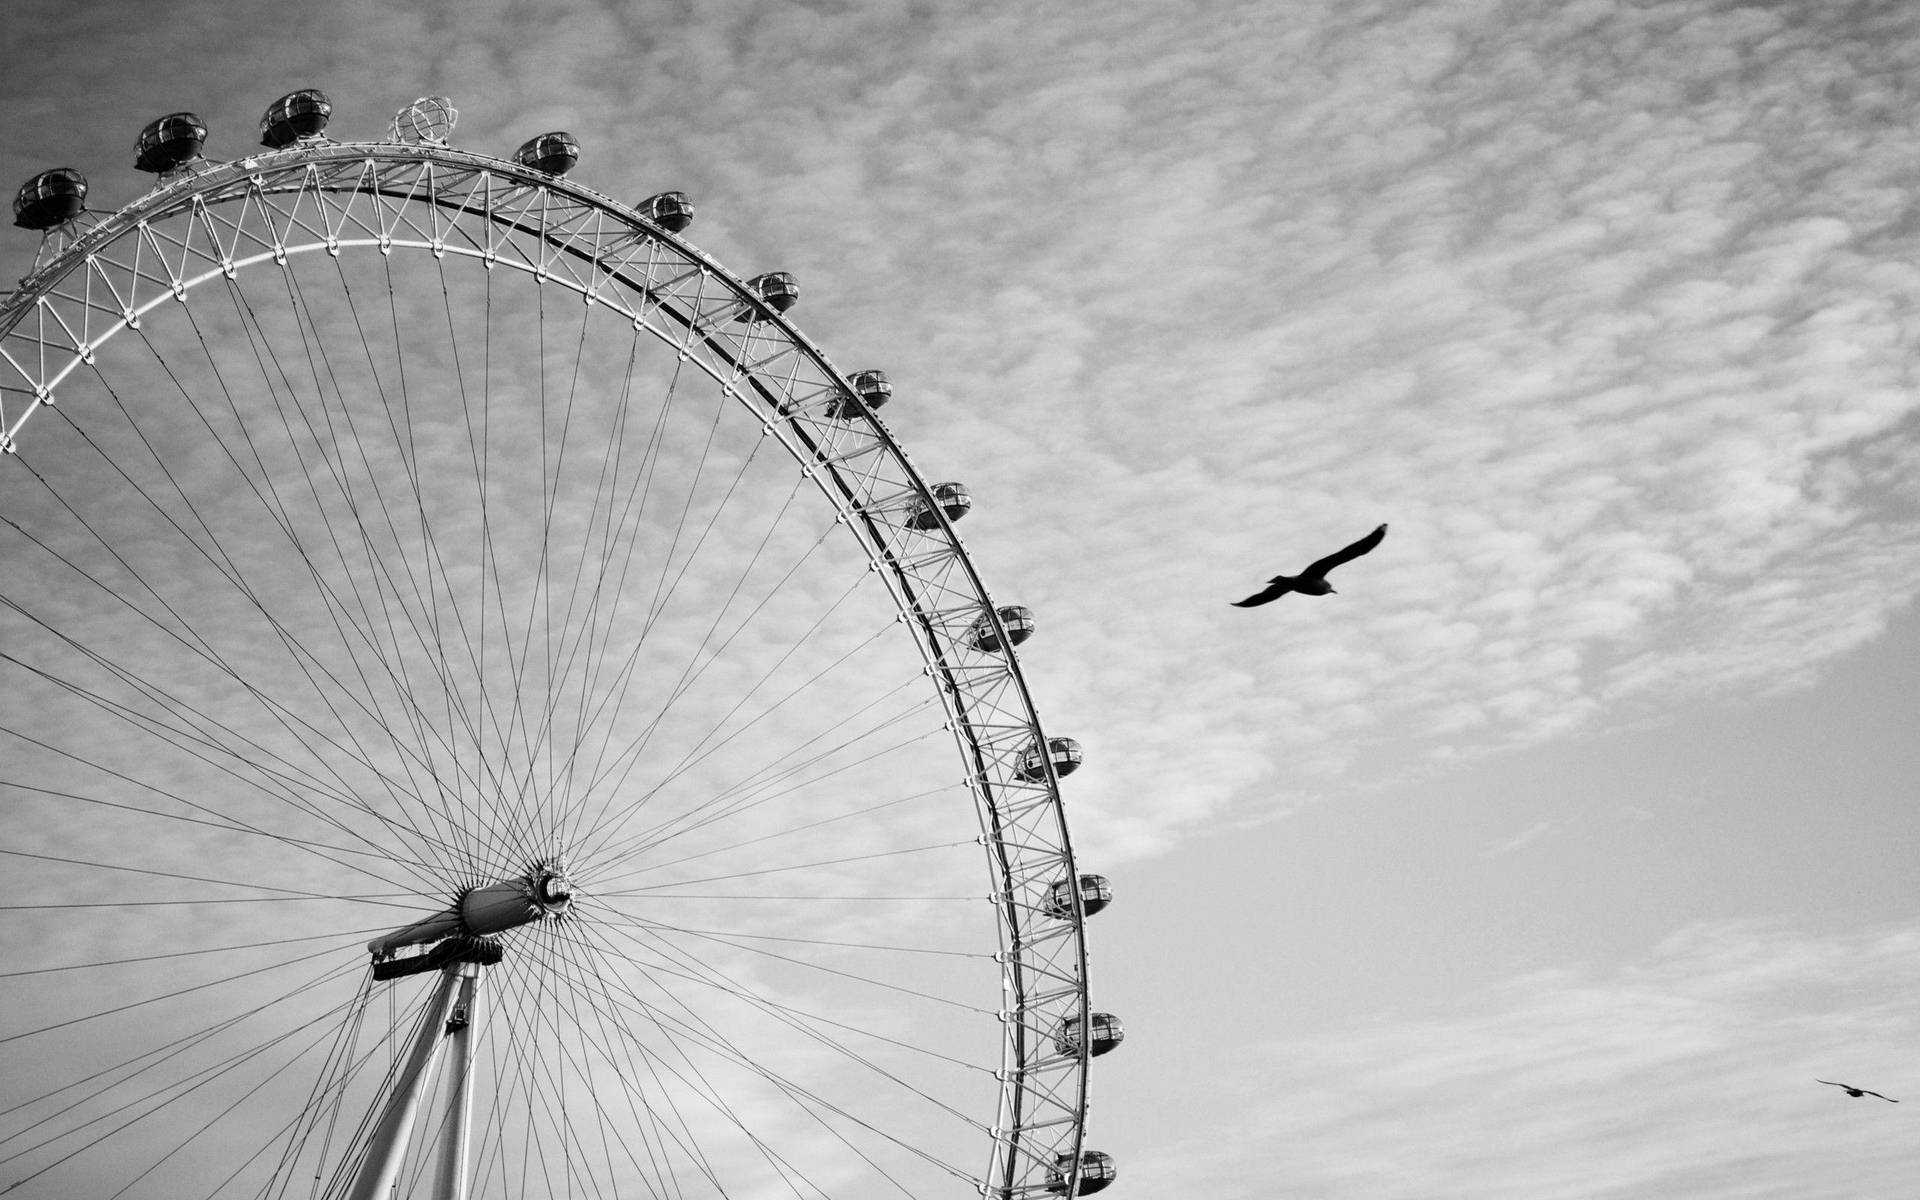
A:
[
  {"xmin": 1817, "ymin": 1079, "xmax": 1899, "ymax": 1101},
  {"xmin": 1303, "ymin": 523, "xmax": 1387, "ymax": 579},
  {"xmin": 1232, "ymin": 578, "xmax": 1295, "ymax": 607}
]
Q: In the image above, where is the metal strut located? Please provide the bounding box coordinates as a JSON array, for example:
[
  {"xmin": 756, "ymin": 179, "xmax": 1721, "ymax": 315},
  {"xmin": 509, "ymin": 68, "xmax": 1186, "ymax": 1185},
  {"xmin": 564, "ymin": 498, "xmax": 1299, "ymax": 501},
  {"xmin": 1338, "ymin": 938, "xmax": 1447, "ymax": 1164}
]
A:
[
  {"xmin": 348, "ymin": 865, "xmax": 572, "ymax": 1199},
  {"xmin": 344, "ymin": 962, "xmax": 479, "ymax": 1200}
]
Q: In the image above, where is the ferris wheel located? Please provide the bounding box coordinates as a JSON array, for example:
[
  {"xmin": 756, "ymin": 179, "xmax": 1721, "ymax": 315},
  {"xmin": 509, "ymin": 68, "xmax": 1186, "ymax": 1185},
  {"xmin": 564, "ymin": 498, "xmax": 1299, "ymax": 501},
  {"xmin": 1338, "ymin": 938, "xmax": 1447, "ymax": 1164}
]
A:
[{"xmin": 0, "ymin": 92, "xmax": 1122, "ymax": 1199}]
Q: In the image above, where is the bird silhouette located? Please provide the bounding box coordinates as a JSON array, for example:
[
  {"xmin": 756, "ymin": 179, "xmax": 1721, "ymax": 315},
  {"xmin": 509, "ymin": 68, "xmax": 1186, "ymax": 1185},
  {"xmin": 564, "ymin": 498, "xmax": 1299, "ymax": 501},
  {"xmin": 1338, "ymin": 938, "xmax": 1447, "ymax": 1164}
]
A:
[
  {"xmin": 1817, "ymin": 1079, "xmax": 1899, "ymax": 1102},
  {"xmin": 1232, "ymin": 524, "xmax": 1388, "ymax": 607}
]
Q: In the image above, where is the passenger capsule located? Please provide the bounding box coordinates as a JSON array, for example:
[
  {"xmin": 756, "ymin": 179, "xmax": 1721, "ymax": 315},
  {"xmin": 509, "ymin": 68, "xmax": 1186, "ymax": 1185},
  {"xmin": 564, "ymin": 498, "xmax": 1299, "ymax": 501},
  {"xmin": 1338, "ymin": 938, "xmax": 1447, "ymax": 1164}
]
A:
[
  {"xmin": 259, "ymin": 88, "xmax": 332, "ymax": 148},
  {"xmin": 638, "ymin": 190, "xmax": 694, "ymax": 232},
  {"xmin": 12, "ymin": 168, "xmax": 87, "ymax": 230},
  {"xmin": 1054, "ymin": 1012, "xmax": 1125, "ymax": 1058},
  {"xmin": 1045, "ymin": 1150, "xmax": 1116, "ymax": 1196},
  {"xmin": 515, "ymin": 131, "xmax": 580, "ymax": 176},
  {"xmin": 1016, "ymin": 736, "xmax": 1083, "ymax": 782},
  {"xmin": 391, "ymin": 96, "xmax": 458, "ymax": 144},
  {"xmin": 829, "ymin": 369, "xmax": 892, "ymax": 419},
  {"xmin": 736, "ymin": 271, "xmax": 798, "ymax": 322},
  {"xmin": 966, "ymin": 605, "xmax": 1033, "ymax": 654},
  {"xmin": 135, "ymin": 112, "xmax": 209, "ymax": 173},
  {"xmin": 905, "ymin": 481, "xmax": 971, "ymax": 530},
  {"xmin": 1041, "ymin": 873, "xmax": 1111, "ymax": 920}
]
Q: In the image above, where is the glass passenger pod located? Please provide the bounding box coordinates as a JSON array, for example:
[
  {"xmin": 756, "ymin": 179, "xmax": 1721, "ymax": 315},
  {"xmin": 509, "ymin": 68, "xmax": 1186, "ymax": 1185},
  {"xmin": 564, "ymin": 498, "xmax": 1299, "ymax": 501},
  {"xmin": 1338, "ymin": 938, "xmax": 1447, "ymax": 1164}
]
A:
[
  {"xmin": 1046, "ymin": 1150, "xmax": 1117, "ymax": 1196},
  {"xmin": 259, "ymin": 88, "xmax": 333, "ymax": 148},
  {"xmin": 638, "ymin": 190, "xmax": 694, "ymax": 232},
  {"xmin": 828, "ymin": 368, "xmax": 893, "ymax": 419},
  {"xmin": 736, "ymin": 271, "xmax": 799, "ymax": 322},
  {"xmin": 1041, "ymin": 873, "xmax": 1111, "ymax": 920},
  {"xmin": 1016, "ymin": 735, "xmax": 1083, "ymax": 782},
  {"xmin": 1054, "ymin": 1011, "xmax": 1126, "ymax": 1058},
  {"xmin": 134, "ymin": 112, "xmax": 209, "ymax": 174},
  {"xmin": 905, "ymin": 481, "xmax": 971, "ymax": 530},
  {"xmin": 515, "ymin": 131, "xmax": 580, "ymax": 176},
  {"xmin": 966, "ymin": 604, "xmax": 1033, "ymax": 654},
  {"xmin": 390, "ymin": 96, "xmax": 458, "ymax": 145},
  {"xmin": 12, "ymin": 168, "xmax": 87, "ymax": 230}
]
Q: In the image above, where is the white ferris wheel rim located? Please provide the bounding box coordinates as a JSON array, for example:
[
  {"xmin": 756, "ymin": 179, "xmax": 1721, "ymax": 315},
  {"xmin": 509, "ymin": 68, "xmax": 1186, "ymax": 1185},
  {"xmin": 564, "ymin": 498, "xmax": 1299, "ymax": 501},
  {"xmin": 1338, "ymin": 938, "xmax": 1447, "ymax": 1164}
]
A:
[{"xmin": 0, "ymin": 113, "xmax": 1109, "ymax": 1200}]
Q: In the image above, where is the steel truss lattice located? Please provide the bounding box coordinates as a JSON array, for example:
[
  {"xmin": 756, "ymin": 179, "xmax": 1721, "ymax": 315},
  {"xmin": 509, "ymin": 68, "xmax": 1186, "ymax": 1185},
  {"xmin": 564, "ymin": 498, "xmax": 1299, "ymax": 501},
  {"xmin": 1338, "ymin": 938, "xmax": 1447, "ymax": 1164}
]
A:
[{"xmin": 0, "ymin": 137, "xmax": 1105, "ymax": 1198}]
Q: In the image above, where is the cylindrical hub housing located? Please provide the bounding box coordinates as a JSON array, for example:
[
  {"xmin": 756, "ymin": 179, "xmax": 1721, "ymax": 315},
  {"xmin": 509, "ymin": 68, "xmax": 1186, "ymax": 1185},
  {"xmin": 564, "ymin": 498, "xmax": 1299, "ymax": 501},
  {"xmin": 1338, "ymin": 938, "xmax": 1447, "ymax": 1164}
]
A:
[
  {"xmin": 460, "ymin": 867, "xmax": 572, "ymax": 936},
  {"xmin": 368, "ymin": 864, "xmax": 572, "ymax": 957}
]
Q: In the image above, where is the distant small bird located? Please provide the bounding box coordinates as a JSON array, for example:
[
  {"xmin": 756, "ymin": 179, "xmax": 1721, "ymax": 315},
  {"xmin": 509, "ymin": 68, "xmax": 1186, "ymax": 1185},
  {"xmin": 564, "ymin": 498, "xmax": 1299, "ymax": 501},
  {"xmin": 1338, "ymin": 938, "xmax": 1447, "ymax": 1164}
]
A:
[
  {"xmin": 1817, "ymin": 1079, "xmax": 1899, "ymax": 1102},
  {"xmin": 1232, "ymin": 523, "xmax": 1388, "ymax": 607}
]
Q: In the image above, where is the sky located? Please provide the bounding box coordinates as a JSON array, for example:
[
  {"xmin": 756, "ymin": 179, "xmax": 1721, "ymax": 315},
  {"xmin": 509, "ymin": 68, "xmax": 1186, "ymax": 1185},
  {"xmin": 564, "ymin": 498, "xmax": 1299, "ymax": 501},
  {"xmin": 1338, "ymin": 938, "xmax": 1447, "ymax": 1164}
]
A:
[{"xmin": 3, "ymin": 0, "xmax": 1919, "ymax": 1196}]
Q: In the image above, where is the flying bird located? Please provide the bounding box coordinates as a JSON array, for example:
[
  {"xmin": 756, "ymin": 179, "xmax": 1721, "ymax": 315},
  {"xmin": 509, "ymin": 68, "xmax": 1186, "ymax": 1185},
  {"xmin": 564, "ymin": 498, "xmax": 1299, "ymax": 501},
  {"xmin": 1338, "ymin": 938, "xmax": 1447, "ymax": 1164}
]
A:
[
  {"xmin": 1232, "ymin": 523, "xmax": 1388, "ymax": 607},
  {"xmin": 1817, "ymin": 1079, "xmax": 1899, "ymax": 1102}
]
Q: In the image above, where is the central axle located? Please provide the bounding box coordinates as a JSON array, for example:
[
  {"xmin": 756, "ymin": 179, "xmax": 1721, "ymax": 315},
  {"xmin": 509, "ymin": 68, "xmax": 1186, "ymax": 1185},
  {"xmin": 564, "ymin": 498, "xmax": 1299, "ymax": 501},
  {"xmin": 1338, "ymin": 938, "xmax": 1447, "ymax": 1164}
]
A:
[
  {"xmin": 367, "ymin": 863, "xmax": 573, "ymax": 972},
  {"xmin": 346, "ymin": 864, "xmax": 574, "ymax": 1200}
]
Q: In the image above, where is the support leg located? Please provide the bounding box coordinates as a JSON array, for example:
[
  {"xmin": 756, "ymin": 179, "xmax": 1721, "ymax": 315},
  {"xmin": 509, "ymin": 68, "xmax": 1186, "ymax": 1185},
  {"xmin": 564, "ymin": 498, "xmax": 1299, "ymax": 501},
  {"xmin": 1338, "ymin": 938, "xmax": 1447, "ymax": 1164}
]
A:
[
  {"xmin": 345, "ymin": 969, "xmax": 463, "ymax": 1200},
  {"xmin": 432, "ymin": 968, "xmax": 479, "ymax": 1200}
]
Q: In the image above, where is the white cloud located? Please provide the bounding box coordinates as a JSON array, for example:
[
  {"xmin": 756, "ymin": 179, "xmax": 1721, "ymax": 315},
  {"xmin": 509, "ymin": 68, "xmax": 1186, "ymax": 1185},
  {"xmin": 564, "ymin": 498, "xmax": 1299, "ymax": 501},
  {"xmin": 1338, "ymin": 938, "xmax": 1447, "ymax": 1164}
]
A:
[
  {"xmin": 0, "ymin": 0, "xmax": 1914, "ymax": 854},
  {"xmin": 1479, "ymin": 818, "xmax": 1559, "ymax": 858},
  {"xmin": 5, "ymin": 3, "xmax": 1920, "ymax": 1198},
  {"xmin": 1122, "ymin": 919, "xmax": 1920, "ymax": 1198},
  {"xmin": 788, "ymin": 0, "xmax": 1920, "ymax": 856}
]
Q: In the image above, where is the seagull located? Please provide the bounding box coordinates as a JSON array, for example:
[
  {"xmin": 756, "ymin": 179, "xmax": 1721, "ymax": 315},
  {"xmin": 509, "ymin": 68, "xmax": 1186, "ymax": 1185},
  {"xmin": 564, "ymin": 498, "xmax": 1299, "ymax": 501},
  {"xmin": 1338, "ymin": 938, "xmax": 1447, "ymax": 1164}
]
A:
[
  {"xmin": 1817, "ymin": 1079, "xmax": 1899, "ymax": 1102},
  {"xmin": 1232, "ymin": 523, "xmax": 1388, "ymax": 607}
]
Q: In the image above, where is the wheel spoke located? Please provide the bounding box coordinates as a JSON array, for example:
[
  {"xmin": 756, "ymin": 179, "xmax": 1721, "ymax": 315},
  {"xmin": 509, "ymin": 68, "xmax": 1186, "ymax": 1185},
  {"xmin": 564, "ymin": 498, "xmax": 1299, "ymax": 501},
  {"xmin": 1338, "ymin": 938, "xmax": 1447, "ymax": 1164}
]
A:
[{"xmin": 0, "ymin": 126, "xmax": 1102, "ymax": 1200}]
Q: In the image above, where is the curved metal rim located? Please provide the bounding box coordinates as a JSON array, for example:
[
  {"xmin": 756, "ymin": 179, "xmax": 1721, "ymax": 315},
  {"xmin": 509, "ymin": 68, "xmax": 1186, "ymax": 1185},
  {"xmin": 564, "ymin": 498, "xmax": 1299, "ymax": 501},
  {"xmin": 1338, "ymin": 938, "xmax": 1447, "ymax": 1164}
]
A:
[{"xmin": 0, "ymin": 137, "xmax": 1095, "ymax": 1196}]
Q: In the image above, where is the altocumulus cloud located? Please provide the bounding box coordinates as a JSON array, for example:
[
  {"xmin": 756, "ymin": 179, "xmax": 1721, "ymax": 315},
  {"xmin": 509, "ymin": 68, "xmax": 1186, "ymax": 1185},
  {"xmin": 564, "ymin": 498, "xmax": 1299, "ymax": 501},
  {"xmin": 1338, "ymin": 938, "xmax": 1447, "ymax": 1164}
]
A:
[
  {"xmin": 813, "ymin": 0, "xmax": 1920, "ymax": 854},
  {"xmin": 3, "ymin": 0, "xmax": 1919, "ymax": 858}
]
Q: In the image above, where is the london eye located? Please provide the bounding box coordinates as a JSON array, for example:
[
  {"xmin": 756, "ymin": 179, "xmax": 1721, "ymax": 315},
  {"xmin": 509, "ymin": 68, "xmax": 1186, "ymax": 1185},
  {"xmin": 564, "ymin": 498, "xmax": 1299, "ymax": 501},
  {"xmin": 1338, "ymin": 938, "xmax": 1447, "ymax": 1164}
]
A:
[{"xmin": 0, "ymin": 91, "xmax": 1121, "ymax": 1199}]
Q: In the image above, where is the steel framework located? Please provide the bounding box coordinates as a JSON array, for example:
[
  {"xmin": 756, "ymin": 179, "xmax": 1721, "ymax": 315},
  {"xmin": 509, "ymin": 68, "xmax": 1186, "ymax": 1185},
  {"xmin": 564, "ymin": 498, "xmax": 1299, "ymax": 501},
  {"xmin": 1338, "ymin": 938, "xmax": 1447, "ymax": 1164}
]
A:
[{"xmin": 0, "ymin": 119, "xmax": 1110, "ymax": 1197}]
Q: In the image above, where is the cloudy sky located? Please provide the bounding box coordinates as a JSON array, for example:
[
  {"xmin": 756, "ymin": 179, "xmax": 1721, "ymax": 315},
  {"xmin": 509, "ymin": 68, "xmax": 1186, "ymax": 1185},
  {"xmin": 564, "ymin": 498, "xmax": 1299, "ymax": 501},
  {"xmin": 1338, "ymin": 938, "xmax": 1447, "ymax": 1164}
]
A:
[{"xmin": 3, "ymin": 0, "xmax": 1919, "ymax": 1195}]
